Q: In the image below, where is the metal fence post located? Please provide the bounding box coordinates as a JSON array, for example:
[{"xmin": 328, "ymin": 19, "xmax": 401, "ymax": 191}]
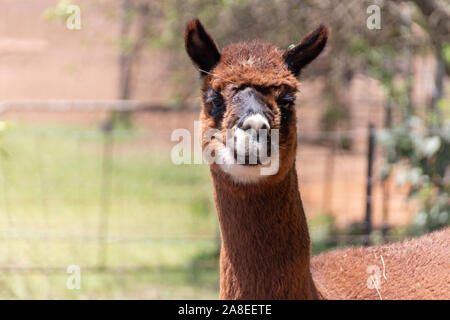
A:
[{"xmin": 364, "ymin": 123, "xmax": 375, "ymax": 246}]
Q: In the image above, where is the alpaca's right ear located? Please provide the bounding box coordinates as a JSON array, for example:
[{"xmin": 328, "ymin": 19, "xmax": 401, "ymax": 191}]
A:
[
  {"xmin": 283, "ymin": 25, "xmax": 328, "ymax": 77},
  {"xmin": 185, "ymin": 19, "xmax": 221, "ymax": 76}
]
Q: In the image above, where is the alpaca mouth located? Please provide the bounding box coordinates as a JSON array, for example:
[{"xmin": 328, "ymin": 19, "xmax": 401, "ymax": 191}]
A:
[
  {"xmin": 230, "ymin": 126, "xmax": 272, "ymax": 166},
  {"xmin": 232, "ymin": 149, "xmax": 268, "ymax": 166},
  {"xmin": 213, "ymin": 141, "xmax": 280, "ymax": 182},
  {"xmin": 207, "ymin": 126, "xmax": 280, "ymax": 181}
]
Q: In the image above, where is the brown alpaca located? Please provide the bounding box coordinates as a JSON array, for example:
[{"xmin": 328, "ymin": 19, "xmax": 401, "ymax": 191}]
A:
[{"xmin": 184, "ymin": 19, "xmax": 450, "ymax": 300}]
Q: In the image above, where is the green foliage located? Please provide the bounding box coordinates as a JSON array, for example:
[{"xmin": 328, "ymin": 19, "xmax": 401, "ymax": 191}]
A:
[
  {"xmin": 0, "ymin": 121, "xmax": 12, "ymax": 136},
  {"xmin": 378, "ymin": 102, "xmax": 450, "ymax": 234},
  {"xmin": 346, "ymin": 3, "xmax": 449, "ymax": 235},
  {"xmin": 0, "ymin": 121, "xmax": 12, "ymax": 158},
  {"xmin": 443, "ymin": 44, "xmax": 450, "ymax": 65},
  {"xmin": 321, "ymin": 106, "xmax": 349, "ymax": 132},
  {"xmin": 43, "ymin": 0, "xmax": 77, "ymax": 23},
  {"xmin": 309, "ymin": 213, "xmax": 339, "ymax": 255},
  {"xmin": 120, "ymin": 35, "xmax": 137, "ymax": 55}
]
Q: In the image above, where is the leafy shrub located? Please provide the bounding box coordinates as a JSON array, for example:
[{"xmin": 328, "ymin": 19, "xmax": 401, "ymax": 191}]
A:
[{"xmin": 378, "ymin": 101, "xmax": 449, "ymax": 235}]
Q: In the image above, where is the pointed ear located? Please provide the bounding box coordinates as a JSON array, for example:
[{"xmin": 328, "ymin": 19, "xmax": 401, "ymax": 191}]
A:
[
  {"xmin": 283, "ymin": 25, "xmax": 328, "ymax": 77},
  {"xmin": 185, "ymin": 19, "xmax": 221, "ymax": 76}
]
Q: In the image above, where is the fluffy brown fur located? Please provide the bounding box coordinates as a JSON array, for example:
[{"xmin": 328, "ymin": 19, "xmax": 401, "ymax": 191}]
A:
[
  {"xmin": 211, "ymin": 164, "xmax": 318, "ymax": 299},
  {"xmin": 184, "ymin": 18, "xmax": 450, "ymax": 300},
  {"xmin": 312, "ymin": 228, "xmax": 450, "ymax": 299}
]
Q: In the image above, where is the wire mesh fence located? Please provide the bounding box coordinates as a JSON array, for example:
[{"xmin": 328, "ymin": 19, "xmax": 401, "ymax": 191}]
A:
[{"xmin": 0, "ymin": 101, "xmax": 419, "ymax": 298}]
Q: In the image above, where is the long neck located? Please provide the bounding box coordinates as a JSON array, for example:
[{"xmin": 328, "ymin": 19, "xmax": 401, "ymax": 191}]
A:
[{"xmin": 211, "ymin": 163, "xmax": 319, "ymax": 299}]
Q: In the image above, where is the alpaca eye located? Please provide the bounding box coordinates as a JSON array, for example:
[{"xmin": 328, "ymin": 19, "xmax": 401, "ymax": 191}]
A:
[
  {"xmin": 212, "ymin": 94, "xmax": 224, "ymax": 106},
  {"xmin": 276, "ymin": 93, "xmax": 295, "ymax": 108},
  {"xmin": 205, "ymin": 90, "xmax": 226, "ymax": 126},
  {"xmin": 205, "ymin": 90, "xmax": 223, "ymax": 106}
]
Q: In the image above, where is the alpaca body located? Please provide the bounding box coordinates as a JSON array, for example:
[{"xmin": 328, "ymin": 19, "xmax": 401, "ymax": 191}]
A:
[{"xmin": 312, "ymin": 228, "xmax": 450, "ymax": 300}]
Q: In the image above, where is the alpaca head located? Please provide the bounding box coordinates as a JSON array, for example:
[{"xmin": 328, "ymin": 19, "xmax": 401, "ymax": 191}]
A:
[{"xmin": 185, "ymin": 19, "xmax": 328, "ymax": 184}]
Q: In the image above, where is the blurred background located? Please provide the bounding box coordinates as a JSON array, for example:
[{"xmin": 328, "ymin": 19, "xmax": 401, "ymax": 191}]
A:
[{"xmin": 0, "ymin": 0, "xmax": 448, "ymax": 299}]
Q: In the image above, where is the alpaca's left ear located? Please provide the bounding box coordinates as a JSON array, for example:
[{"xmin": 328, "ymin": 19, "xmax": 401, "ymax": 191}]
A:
[
  {"xmin": 185, "ymin": 19, "xmax": 221, "ymax": 76},
  {"xmin": 283, "ymin": 25, "xmax": 328, "ymax": 77}
]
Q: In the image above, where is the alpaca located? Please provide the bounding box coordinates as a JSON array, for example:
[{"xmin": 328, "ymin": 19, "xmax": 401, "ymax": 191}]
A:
[{"xmin": 184, "ymin": 19, "xmax": 450, "ymax": 300}]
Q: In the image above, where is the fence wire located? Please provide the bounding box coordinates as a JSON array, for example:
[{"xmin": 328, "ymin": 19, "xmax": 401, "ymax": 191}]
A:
[{"xmin": 0, "ymin": 102, "xmax": 417, "ymax": 299}]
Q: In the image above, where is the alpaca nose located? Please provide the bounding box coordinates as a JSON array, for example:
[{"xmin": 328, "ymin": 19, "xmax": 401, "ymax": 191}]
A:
[{"xmin": 238, "ymin": 114, "xmax": 270, "ymax": 132}]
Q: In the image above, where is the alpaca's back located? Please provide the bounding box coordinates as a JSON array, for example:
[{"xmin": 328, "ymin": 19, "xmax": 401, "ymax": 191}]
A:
[{"xmin": 311, "ymin": 227, "xmax": 450, "ymax": 299}]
